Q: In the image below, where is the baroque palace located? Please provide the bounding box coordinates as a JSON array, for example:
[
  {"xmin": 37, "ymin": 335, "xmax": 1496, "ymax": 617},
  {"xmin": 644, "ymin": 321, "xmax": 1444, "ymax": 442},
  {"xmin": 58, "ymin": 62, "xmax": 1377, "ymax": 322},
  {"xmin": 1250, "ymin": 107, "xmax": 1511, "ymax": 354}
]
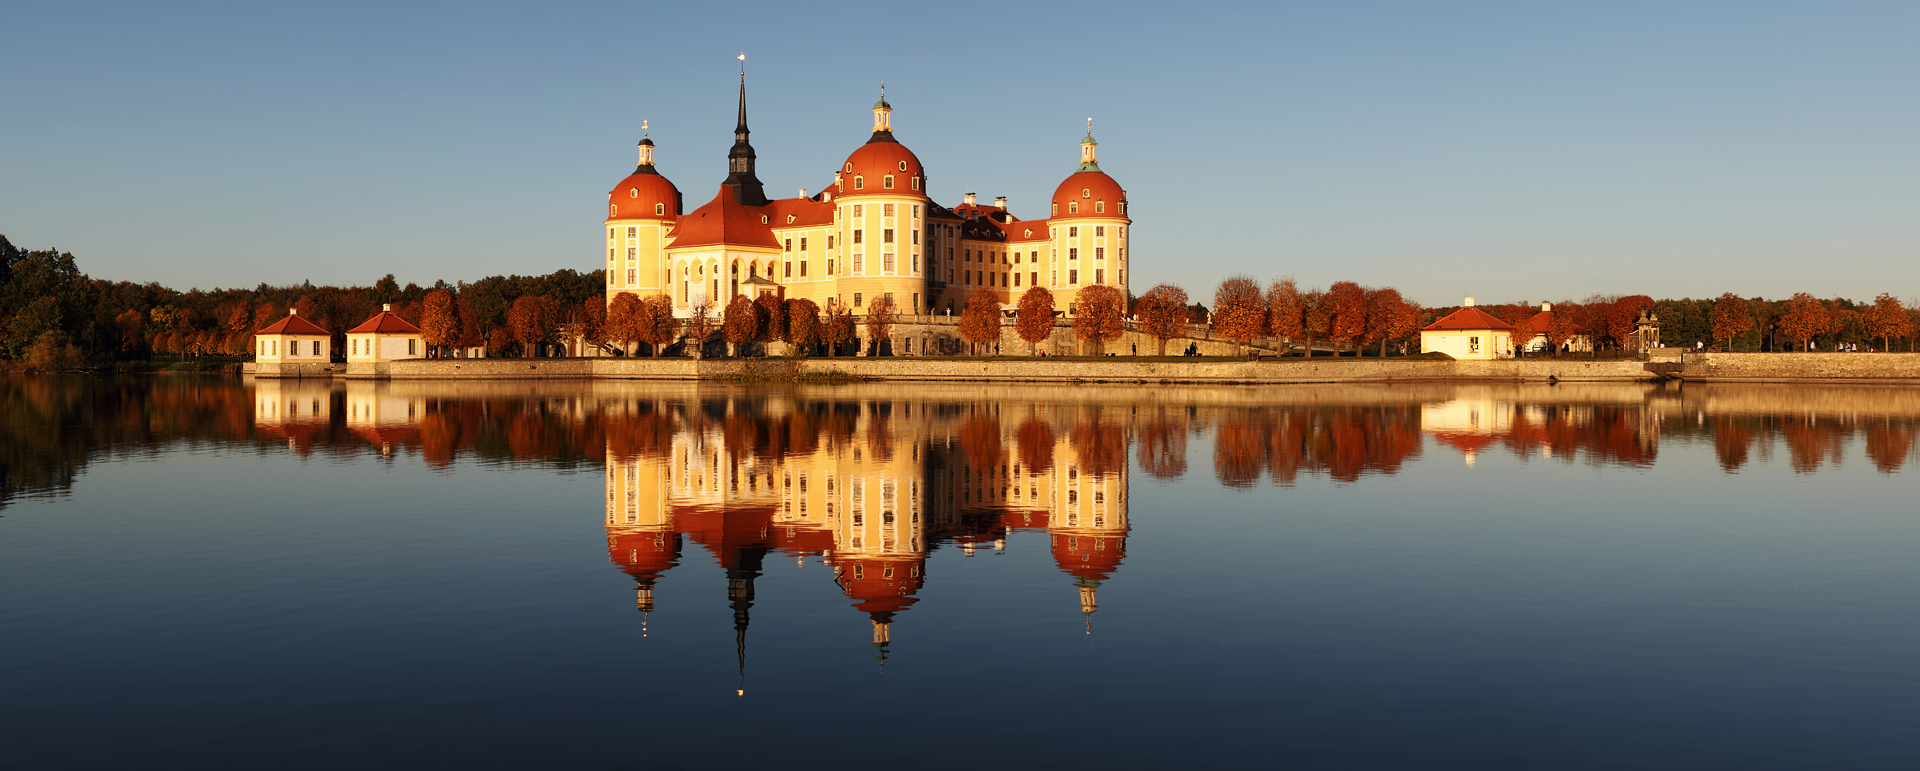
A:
[{"xmin": 604, "ymin": 74, "xmax": 1132, "ymax": 318}]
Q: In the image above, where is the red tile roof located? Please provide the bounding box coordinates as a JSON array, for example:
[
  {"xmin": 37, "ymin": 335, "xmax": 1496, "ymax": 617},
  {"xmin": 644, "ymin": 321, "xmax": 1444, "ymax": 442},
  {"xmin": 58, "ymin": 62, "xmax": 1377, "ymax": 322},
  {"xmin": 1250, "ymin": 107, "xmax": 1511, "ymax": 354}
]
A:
[
  {"xmin": 668, "ymin": 186, "xmax": 781, "ymax": 250},
  {"xmin": 1051, "ymin": 170, "xmax": 1127, "ymax": 220},
  {"xmin": 1526, "ymin": 310, "xmax": 1587, "ymax": 335},
  {"xmin": 1424, "ymin": 306, "xmax": 1513, "ymax": 331},
  {"xmin": 257, "ymin": 313, "xmax": 330, "ymax": 336},
  {"xmin": 347, "ymin": 309, "xmax": 423, "ymax": 334},
  {"xmin": 763, "ymin": 196, "xmax": 833, "ymax": 228}
]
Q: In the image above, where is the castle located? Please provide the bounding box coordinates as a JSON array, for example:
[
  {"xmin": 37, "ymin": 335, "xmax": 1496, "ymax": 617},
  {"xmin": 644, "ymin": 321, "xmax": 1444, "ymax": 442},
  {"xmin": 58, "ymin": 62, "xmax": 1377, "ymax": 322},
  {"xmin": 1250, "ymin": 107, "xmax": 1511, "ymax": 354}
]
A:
[{"xmin": 603, "ymin": 74, "xmax": 1132, "ymax": 319}]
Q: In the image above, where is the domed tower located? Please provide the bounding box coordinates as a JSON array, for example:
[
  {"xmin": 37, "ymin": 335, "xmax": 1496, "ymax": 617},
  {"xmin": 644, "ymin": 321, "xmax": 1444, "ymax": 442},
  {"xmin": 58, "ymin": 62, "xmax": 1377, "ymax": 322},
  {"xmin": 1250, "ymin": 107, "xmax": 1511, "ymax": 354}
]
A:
[
  {"xmin": 605, "ymin": 123, "xmax": 683, "ymax": 304},
  {"xmin": 606, "ymin": 450, "xmax": 681, "ymax": 634},
  {"xmin": 1045, "ymin": 122, "xmax": 1131, "ymax": 316},
  {"xmin": 828, "ymin": 93, "xmax": 934, "ymax": 316},
  {"xmin": 1046, "ymin": 423, "xmax": 1131, "ymax": 632}
]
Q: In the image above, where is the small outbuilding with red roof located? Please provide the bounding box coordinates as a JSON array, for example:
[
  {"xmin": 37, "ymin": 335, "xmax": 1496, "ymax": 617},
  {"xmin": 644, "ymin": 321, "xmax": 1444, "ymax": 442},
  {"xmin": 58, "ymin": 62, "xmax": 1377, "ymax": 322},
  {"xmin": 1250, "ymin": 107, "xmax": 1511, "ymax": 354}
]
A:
[
  {"xmin": 346, "ymin": 303, "xmax": 425, "ymax": 362},
  {"xmin": 255, "ymin": 308, "xmax": 332, "ymax": 363},
  {"xmin": 1420, "ymin": 298, "xmax": 1516, "ymax": 360}
]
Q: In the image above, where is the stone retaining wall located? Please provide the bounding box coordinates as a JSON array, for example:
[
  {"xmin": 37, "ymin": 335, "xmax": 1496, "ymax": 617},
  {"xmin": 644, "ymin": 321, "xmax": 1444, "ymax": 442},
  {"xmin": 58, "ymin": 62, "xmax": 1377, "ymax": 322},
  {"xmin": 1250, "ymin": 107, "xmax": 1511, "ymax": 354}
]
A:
[{"xmin": 1680, "ymin": 353, "xmax": 1920, "ymax": 383}]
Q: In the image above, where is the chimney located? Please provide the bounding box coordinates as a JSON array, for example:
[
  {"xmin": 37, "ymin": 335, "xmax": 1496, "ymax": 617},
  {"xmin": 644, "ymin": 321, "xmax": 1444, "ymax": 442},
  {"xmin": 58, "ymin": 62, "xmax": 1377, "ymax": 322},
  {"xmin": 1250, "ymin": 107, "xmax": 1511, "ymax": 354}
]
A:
[
  {"xmin": 964, "ymin": 192, "xmax": 977, "ymax": 206},
  {"xmin": 1464, "ymin": 297, "xmax": 1475, "ymax": 307},
  {"xmin": 288, "ymin": 308, "xmax": 298, "ymax": 316},
  {"xmin": 1542, "ymin": 302, "xmax": 1553, "ymax": 312},
  {"xmin": 798, "ymin": 188, "xmax": 808, "ymax": 198},
  {"xmin": 383, "ymin": 303, "xmax": 393, "ymax": 312},
  {"xmin": 994, "ymin": 196, "xmax": 1007, "ymax": 210}
]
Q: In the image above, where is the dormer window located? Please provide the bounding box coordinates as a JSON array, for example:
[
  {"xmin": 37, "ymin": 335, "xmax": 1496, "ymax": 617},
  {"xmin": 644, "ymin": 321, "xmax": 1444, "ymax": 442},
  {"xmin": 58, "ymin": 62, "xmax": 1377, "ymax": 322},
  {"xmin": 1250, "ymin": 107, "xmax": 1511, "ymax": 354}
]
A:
[
  {"xmin": 1095, "ymin": 202, "xmax": 1104, "ymax": 213},
  {"xmin": 911, "ymin": 176, "xmax": 920, "ymax": 190},
  {"xmin": 655, "ymin": 203, "xmax": 665, "ymax": 215},
  {"xmin": 1082, "ymin": 188, "xmax": 1091, "ymax": 198},
  {"xmin": 855, "ymin": 176, "xmax": 864, "ymax": 190},
  {"xmin": 610, "ymin": 204, "xmax": 617, "ymax": 217},
  {"xmin": 845, "ymin": 163, "xmax": 853, "ymax": 173},
  {"xmin": 761, "ymin": 215, "xmax": 769, "ymax": 224},
  {"xmin": 1052, "ymin": 203, "xmax": 1059, "ymax": 216},
  {"xmin": 883, "ymin": 175, "xmax": 894, "ymax": 189},
  {"xmin": 630, "ymin": 189, "xmax": 637, "ymax": 198},
  {"xmin": 1069, "ymin": 202, "xmax": 1079, "ymax": 214},
  {"xmin": 787, "ymin": 215, "xmax": 795, "ymax": 224}
]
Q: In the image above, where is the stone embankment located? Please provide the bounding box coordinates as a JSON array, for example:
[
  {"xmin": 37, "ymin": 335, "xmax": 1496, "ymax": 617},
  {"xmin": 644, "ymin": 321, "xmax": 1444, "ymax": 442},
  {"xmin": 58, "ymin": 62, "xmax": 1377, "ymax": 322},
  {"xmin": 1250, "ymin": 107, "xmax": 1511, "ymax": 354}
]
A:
[{"xmin": 1676, "ymin": 353, "xmax": 1920, "ymax": 384}]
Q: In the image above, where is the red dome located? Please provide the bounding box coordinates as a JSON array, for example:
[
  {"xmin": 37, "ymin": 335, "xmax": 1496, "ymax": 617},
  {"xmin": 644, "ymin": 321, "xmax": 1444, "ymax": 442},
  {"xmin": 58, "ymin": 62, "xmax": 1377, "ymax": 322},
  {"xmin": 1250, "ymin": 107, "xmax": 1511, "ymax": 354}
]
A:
[
  {"xmin": 1050, "ymin": 531, "xmax": 1128, "ymax": 581},
  {"xmin": 1050, "ymin": 170, "xmax": 1127, "ymax": 219},
  {"xmin": 834, "ymin": 138, "xmax": 925, "ymax": 198},
  {"xmin": 608, "ymin": 529, "xmax": 682, "ymax": 578},
  {"xmin": 606, "ymin": 169, "xmax": 682, "ymax": 221},
  {"xmin": 836, "ymin": 556, "xmax": 926, "ymax": 614}
]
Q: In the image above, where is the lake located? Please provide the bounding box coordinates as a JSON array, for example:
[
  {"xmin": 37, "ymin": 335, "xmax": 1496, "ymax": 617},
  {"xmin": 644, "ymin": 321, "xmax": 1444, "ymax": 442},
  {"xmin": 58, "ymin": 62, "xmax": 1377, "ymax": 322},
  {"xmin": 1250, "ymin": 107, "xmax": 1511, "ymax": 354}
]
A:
[{"xmin": 3, "ymin": 376, "xmax": 1918, "ymax": 768}]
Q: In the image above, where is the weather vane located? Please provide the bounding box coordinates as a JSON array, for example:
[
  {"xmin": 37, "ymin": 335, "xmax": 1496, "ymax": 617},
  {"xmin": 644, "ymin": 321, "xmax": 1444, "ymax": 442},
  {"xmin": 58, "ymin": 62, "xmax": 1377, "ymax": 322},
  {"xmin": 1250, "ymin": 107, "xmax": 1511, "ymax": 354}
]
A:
[
  {"xmin": 641, "ymin": 119, "xmax": 648, "ymax": 138},
  {"xmin": 738, "ymin": 52, "xmax": 745, "ymax": 75}
]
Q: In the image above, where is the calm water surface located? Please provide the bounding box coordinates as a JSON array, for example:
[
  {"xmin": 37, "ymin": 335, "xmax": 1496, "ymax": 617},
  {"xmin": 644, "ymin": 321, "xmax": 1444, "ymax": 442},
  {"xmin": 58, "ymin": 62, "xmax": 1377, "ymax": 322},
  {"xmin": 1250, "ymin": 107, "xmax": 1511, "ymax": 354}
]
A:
[{"xmin": 3, "ymin": 376, "xmax": 1918, "ymax": 769}]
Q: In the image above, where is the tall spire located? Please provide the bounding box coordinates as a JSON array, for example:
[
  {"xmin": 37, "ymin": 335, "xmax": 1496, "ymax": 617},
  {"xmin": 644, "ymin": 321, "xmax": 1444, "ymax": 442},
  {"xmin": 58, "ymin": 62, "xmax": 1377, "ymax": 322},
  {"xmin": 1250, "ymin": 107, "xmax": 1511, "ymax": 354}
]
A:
[
  {"xmin": 724, "ymin": 54, "xmax": 768, "ymax": 206},
  {"xmin": 726, "ymin": 545, "xmax": 767, "ymax": 696}
]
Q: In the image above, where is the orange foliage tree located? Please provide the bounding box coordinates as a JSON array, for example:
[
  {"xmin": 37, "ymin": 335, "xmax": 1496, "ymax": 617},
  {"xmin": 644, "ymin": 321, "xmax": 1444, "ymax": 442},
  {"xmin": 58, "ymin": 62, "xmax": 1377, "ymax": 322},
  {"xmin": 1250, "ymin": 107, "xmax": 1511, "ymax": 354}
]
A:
[
  {"xmin": 822, "ymin": 306, "xmax": 856, "ymax": 356},
  {"xmin": 640, "ymin": 294, "xmax": 677, "ymax": 356},
  {"xmin": 1326, "ymin": 281, "xmax": 1368, "ymax": 355},
  {"xmin": 1363, "ymin": 287, "xmax": 1406, "ymax": 358},
  {"xmin": 756, "ymin": 292, "xmax": 787, "ymax": 343},
  {"xmin": 1136, "ymin": 283, "xmax": 1188, "ymax": 356},
  {"xmin": 864, "ymin": 295, "xmax": 898, "ymax": 355},
  {"xmin": 1864, "ymin": 294, "xmax": 1911, "ymax": 351},
  {"xmin": 1778, "ymin": 292, "xmax": 1834, "ymax": 351},
  {"xmin": 605, "ymin": 292, "xmax": 642, "ymax": 355},
  {"xmin": 1073, "ymin": 284, "xmax": 1126, "ymax": 356},
  {"xmin": 1212, "ymin": 275, "xmax": 1266, "ymax": 354},
  {"xmin": 1267, "ymin": 278, "xmax": 1304, "ymax": 353},
  {"xmin": 786, "ymin": 298, "xmax": 821, "ymax": 355},
  {"xmin": 1508, "ymin": 312, "xmax": 1537, "ymax": 357},
  {"xmin": 682, "ymin": 296, "xmax": 715, "ymax": 357},
  {"xmin": 1015, "ymin": 286, "xmax": 1057, "ymax": 355},
  {"xmin": 1710, "ymin": 293, "xmax": 1753, "ymax": 351},
  {"xmin": 419, "ymin": 289, "xmax": 458, "ymax": 358},
  {"xmin": 958, "ymin": 289, "xmax": 1001, "ymax": 355},
  {"xmin": 1301, "ymin": 289, "xmax": 1331, "ymax": 356},
  {"xmin": 578, "ymin": 297, "xmax": 607, "ymax": 355},
  {"xmin": 722, "ymin": 295, "xmax": 762, "ymax": 357},
  {"xmin": 1390, "ymin": 299, "xmax": 1423, "ymax": 355},
  {"xmin": 507, "ymin": 295, "xmax": 553, "ymax": 357},
  {"xmin": 1546, "ymin": 301, "xmax": 1581, "ymax": 353}
]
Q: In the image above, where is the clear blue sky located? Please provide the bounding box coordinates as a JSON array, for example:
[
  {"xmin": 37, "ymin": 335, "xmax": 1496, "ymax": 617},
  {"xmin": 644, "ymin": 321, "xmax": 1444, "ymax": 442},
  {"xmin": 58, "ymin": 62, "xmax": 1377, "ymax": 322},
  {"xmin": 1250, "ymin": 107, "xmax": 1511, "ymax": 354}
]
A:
[{"xmin": 3, "ymin": 1, "xmax": 1915, "ymax": 306}]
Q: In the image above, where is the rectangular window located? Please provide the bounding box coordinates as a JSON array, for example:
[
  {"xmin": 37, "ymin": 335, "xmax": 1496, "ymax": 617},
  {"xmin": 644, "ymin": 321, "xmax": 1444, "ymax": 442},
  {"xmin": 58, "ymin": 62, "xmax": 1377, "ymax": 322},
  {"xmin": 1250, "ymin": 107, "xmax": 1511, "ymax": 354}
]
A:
[
  {"xmin": 913, "ymin": 205, "xmax": 920, "ymax": 218},
  {"xmin": 1069, "ymin": 226, "xmax": 1078, "ymax": 237},
  {"xmin": 1095, "ymin": 269, "xmax": 1104, "ymax": 284},
  {"xmin": 784, "ymin": 238, "xmax": 792, "ymax": 252},
  {"xmin": 1470, "ymin": 337, "xmax": 1481, "ymax": 353},
  {"xmin": 627, "ymin": 247, "xmax": 636, "ymax": 259},
  {"xmin": 827, "ymin": 259, "xmax": 834, "ymax": 274},
  {"xmin": 800, "ymin": 237, "xmax": 808, "ymax": 252},
  {"xmin": 853, "ymin": 204, "xmax": 863, "ymax": 217},
  {"xmin": 883, "ymin": 253, "xmax": 896, "ymax": 272},
  {"xmin": 272, "ymin": 340, "xmax": 277, "ymax": 356},
  {"xmin": 884, "ymin": 292, "xmax": 893, "ymax": 303},
  {"xmin": 1070, "ymin": 248, "xmax": 1079, "ymax": 260},
  {"xmin": 1096, "ymin": 226, "xmax": 1105, "ymax": 237},
  {"xmin": 784, "ymin": 261, "xmax": 792, "ymax": 277},
  {"xmin": 854, "ymin": 293, "xmax": 863, "ymax": 307},
  {"xmin": 854, "ymin": 230, "xmax": 863, "ymax": 244},
  {"xmin": 1014, "ymin": 252, "xmax": 1022, "ymax": 263},
  {"xmin": 408, "ymin": 339, "xmax": 417, "ymax": 355},
  {"xmin": 912, "ymin": 293, "xmax": 919, "ymax": 312},
  {"xmin": 1052, "ymin": 270, "xmax": 1058, "ymax": 285},
  {"xmin": 965, "ymin": 270, "xmax": 971, "ymax": 285},
  {"xmin": 828, "ymin": 235, "xmax": 835, "ymax": 249},
  {"xmin": 1096, "ymin": 247, "xmax": 1105, "ymax": 260},
  {"xmin": 912, "ymin": 230, "xmax": 919, "ymax": 245},
  {"xmin": 853, "ymin": 254, "xmax": 864, "ymax": 273},
  {"xmin": 883, "ymin": 204, "xmax": 894, "ymax": 216},
  {"xmin": 912, "ymin": 254, "xmax": 919, "ymax": 272},
  {"xmin": 1014, "ymin": 272, "xmax": 1022, "ymax": 286},
  {"xmin": 627, "ymin": 268, "xmax": 636, "ymax": 283},
  {"xmin": 1030, "ymin": 271, "xmax": 1038, "ymax": 287},
  {"xmin": 1070, "ymin": 269, "xmax": 1079, "ymax": 285},
  {"xmin": 801, "ymin": 261, "xmax": 808, "ymax": 277},
  {"xmin": 883, "ymin": 229, "xmax": 894, "ymax": 243},
  {"xmin": 627, "ymin": 227, "xmax": 636, "ymax": 237}
]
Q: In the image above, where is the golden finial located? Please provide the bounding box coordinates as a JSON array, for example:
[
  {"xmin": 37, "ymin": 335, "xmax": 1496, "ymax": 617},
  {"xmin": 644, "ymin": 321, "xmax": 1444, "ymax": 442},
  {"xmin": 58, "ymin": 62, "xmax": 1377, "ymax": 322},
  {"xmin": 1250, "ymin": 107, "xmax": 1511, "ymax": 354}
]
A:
[{"xmin": 641, "ymin": 120, "xmax": 648, "ymax": 138}]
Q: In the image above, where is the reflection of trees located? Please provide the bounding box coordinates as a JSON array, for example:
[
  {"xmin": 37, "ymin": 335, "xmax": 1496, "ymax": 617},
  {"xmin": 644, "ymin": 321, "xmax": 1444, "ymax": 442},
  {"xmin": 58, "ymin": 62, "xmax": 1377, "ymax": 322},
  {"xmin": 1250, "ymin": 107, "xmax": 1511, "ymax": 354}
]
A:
[
  {"xmin": 1069, "ymin": 416, "xmax": 1126, "ymax": 477},
  {"xmin": 959, "ymin": 414, "xmax": 1003, "ymax": 470},
  {"xmin": 1136, "ymin": 408, "xmax": 1188, "ymax": 481},
  {"xmin": 1783, "ymin": 417, "xmax": 1846, "ymax": 474},
  {"xmin": 1213, "ymin": 406, "xmax": 1422, "ymax": 487},
  {"xmin": 1713, "ymin": 416, "xmax": 1756, "ymax": 472},
  {"xmin": 1865, "ymin": 421, "xmax": 1913, "ymax": 474},
  {"xmin": 1015, "ymin": 417, "xmax": 1054, "ymax": 474}
]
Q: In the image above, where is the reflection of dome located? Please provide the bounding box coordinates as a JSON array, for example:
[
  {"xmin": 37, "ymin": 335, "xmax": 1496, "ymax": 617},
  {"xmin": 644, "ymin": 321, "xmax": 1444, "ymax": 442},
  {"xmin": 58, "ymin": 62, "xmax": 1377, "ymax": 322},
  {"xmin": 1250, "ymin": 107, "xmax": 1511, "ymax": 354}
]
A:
[
  {"xmin": 835, "ymin": 556, "xmax": 925, "ymax": 616},
  {"xmin": 1049, "ymin": 531, "xmax": 1128, "ymax": 581},
  {"xmin": 608, "ymin": 529, "xmax": 683, "ymax": 579}
]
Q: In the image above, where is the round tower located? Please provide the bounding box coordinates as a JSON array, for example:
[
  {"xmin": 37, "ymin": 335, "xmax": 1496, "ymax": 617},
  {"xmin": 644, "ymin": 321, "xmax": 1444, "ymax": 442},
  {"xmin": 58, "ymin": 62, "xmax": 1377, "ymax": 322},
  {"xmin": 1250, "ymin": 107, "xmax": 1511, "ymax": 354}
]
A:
[
  {"xmin": 1045, "ymin": 122, "xmax": 1131, "ymax": 316},
  {"xmin": 605, "ymin": 122, "xmax": 683, "ymax": 304},
  {"xmin": 829, "ymin": 93, "xmax": 933, "ymax": 317}
]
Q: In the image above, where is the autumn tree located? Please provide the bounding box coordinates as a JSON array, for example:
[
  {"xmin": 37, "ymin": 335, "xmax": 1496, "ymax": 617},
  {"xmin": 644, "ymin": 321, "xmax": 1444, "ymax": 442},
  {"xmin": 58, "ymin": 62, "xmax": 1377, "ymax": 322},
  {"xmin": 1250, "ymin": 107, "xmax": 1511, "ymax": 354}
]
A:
[
  {"xmin": 1363, "ymin": 287, "xmax": 1406, "ymax": 358},
  {"xmin": 722, "ymin": 295, "xmax": 761, "ymax": 357},
  {"xmin": 786, "ymin": 298, "xmax": 821, "ymax": 355},
  {"xmin": 1212, "ymin": 275, "xmax": 1266, "ymax": 354},
  {"xmin": 1390, "ymin": 300, "xmax": 1423, "ymax": 355},
  {"xmin": 605, "ymin": 292, "xmax": 642, "ymax": 355},
  {"xmin": 1074, "ymin": 284, "xmax": 1127, "ymax": 356},
  {"xmin": 823, "ymin": 306, "xmax": 856, "ymax": 356},
  {"xmin": 864, "ymin": 295, "xmax": 898, "ymax": 355},
  {"xmin": 1710, "ymin": 293, "xmax": 1753, "ymax": 351},
  {"xmin": 1136, "ymin": 283, "xmax": 1187, "ymax": 356},
  {"xmin": 1325, "ymin": 281, "xmax": 1368, "ymax": 355},
  {"xmin": 1267, "ymin": 278, "xmax": 1304, "ymax": 353},
  {"xmin": 455, "ymin": 297, "xmax": 483, "ymax": 353},
  {"xmin": 756, "ymin": 292, "xmax": 787, "ymax": 343},
  {"xmin": 641, "ymin": 294, "xmax": 678, "ymax": 356},
  {"xmin": 1012, "ymin": 286, "xmax": 1057, "ymax": 356},
  {"xmin": 1778, "ymin": 292, "xmax": 1833, "ymax": 351},
  {"xmin": 958, "ymin": 289, "xmax": 1001, "ymax": 356},
  {"xmin": 420, "ymin": 289, "xmax": 458, "ymax": 358},
  {"xmin": 507, "ymin": 295, "xmax": 554, "ymax": 357},
  {"xmin": 1863, "ymin": 294, "xmax": 1911, "ymax": 351},
  {"xmin": 1546, "ymin": 302, "xmax": 1581, "ymax": 354},
  {"xmin": 1508, "ymin": 312, "xmax": 1536, "ymax": 357},
  {"xmin": 1301, "ymin": 290, "xmax": 1331, "ymax": 356}
]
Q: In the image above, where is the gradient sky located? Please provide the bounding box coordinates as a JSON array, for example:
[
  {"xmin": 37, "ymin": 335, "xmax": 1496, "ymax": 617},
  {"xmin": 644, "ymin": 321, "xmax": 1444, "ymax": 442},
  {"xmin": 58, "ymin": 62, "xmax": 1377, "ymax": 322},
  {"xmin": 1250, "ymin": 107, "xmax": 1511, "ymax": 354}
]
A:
[{"xmin": 3, "ymin": 1, "xmax": 1915, "ymax": 306}]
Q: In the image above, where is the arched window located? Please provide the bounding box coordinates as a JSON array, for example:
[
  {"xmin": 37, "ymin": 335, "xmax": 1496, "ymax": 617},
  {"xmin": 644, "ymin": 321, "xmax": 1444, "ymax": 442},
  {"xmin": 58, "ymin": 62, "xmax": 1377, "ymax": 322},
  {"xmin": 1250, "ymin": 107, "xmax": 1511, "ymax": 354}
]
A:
[
  {"xmin": 854, "ymin": 176, "xmax": 864, "ymax": 190},
  {"xmin": 655, "ymin": 203, "xmax": 665, "ymax": 215},
  {"xmin": 761, "ymin": 215, "xmax": 769, "ymax": 223},
  {"xmin": 629, "ymin": 189, "xmax": 638, "ymax": 198},
  {"xmin": 610, "ymin": 204, "xmax": 617, "ymax": 217}
]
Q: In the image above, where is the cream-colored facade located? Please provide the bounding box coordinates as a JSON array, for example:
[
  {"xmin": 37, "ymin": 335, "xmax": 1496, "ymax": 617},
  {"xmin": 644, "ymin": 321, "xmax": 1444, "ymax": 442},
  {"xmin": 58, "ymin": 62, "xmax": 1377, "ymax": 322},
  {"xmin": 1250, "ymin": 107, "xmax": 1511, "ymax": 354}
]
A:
[
  {"xmin": 1421, "ymin": 300, "xmax": 1515, "ymax": 360},
  {"xmin": 603, "ymin": 81, "xmax": 1131, "ymax": 321},
  {"xmin": 253, "ymin": 310, "xmax": 330, "ymax": 363},
  {"xmin": 345, "ymin": 304, "xmax": 425, "ymax": 363}
]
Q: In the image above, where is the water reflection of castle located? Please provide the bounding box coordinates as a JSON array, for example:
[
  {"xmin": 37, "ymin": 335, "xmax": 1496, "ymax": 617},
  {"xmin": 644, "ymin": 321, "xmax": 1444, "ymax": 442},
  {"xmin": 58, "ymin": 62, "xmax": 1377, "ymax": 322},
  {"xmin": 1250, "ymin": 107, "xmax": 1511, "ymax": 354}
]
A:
[{"xmin": 602, "ymin": 398, "xmax": 1130, "ymax": 670}]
